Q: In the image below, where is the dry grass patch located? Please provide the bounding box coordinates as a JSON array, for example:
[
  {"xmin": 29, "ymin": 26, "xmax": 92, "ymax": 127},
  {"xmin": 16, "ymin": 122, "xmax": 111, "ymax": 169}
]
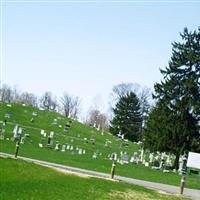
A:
[
  {"xmin": 109, "ymin": 190, "xmax": 154, "ymax": 200},
  {"xmin": 108, "ymin": 189, "xmax": 188, "ymax": 200}
]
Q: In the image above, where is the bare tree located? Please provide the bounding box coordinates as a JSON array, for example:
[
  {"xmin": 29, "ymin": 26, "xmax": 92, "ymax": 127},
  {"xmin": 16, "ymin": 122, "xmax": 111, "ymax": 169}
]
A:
[
  {"xmin": 19, "ymin": 92, "xmax": 38, "ymax": 107},
  {"xmin": 87, "ymin": 109, "xmax": 100, "ymax": 126},
  {"xmin": 111, "ymin": 82, "xmax": 139, "ymax": 101},
  {"xmin": 97, "ymin": 113, "xmax": 109, "ymax": 132},
  {"xmin": 60, "ymin": 93, "xmax": 80, "ymax": 119},
  {"xmin": 12, "ymin": 85, "xmax": 21, "ymax": 103},
  {"xmin": 0, "ymin": 84, "xmax": 13, "ymax": 103},
  {"xmin": 40, "ymin": 92, "xmax": 57, "ymax": 111},
  {"xmin": 86, "ymin": 109, "xmax": 109, "ymax": 132}
]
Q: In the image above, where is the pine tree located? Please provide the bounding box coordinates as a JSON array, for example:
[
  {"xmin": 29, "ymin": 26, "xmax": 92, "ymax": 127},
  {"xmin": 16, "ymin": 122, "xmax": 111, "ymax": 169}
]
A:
[
  {"xmin": 144, "ymin": 27, "xmax": 200, "ymax": 169},
  {"xmin": 110, "ymin": 92, "xmax": 142, "ymax": 142}
]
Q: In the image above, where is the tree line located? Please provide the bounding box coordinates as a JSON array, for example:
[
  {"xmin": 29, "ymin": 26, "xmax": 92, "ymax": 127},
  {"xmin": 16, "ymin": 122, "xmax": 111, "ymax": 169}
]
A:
[{"xmin": 0, "ymin": 86, "xmax": 81, "ymax": 119}]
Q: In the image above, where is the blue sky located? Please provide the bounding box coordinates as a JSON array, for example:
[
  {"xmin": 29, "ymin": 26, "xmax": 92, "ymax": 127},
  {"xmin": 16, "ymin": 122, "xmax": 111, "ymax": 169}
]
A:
[{"xmin": 1, "ymin": 1, "xmax": 200, "ymax": 118}]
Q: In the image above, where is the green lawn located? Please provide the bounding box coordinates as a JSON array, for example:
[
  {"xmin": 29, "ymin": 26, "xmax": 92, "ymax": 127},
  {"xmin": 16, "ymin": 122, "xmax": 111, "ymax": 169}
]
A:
[
  {"xmin": 0, "ymin": 102, "xmax": 199, "ymax": 190},
  {"xmin": 0, "ymin": 158, "xmax": 190, "ymax": 200}
]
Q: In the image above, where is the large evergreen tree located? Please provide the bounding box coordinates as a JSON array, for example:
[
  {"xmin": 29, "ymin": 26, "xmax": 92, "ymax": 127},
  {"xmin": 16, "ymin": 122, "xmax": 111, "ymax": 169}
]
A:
[
  {"xmin": 110, "ymin": 92, "xmax": 142, "ymax": 142},
  {"xmin": 144, "ymin": 28, "xmax": 200, "ymax": 169}
]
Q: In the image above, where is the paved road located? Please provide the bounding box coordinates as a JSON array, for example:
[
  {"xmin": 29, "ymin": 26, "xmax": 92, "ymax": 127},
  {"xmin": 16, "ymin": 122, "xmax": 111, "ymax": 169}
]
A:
[{"xmin": 0, "ymin": 152, "xmax": 199, "ymax": 200}]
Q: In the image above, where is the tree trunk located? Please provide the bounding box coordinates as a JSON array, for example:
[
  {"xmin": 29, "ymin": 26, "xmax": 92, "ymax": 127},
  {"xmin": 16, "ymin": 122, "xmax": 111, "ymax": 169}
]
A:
[{"xmin": 173, "ymin": 153, "xmax": 180, "ymax": 170}]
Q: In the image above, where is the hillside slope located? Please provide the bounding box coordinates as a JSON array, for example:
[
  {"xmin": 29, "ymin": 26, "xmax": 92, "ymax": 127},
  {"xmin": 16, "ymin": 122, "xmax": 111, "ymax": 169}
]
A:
[{"xmin": 0, "ymin": 102, "xmax": 199, "ymax": 190}]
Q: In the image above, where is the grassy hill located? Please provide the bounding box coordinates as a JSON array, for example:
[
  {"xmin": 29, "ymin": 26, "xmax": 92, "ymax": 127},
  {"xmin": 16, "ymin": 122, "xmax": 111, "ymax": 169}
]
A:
[
  {"xmin": 0, "ymin": 102, "xmax": 199, "ymax": 190},
  {"xmin": 0, "ymin": 158, "xmax": 189, "ymax": 200}
]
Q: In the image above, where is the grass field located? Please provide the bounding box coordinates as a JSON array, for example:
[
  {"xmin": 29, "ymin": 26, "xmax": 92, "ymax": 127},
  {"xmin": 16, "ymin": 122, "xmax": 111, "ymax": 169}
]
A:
[
  {"xmin": 0, "ymin": 158, "xmax": 190, "ymax": 200},
  {"xmin": 0, "ymin": 102, "xmax": 199, "ymax": 190}
]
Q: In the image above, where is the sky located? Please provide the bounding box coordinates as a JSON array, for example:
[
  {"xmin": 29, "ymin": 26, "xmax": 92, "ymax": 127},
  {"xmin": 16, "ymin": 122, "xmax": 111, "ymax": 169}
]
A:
[{"xmin": 0, "ymin": 0, "xmax": 200, "ymax": 119}]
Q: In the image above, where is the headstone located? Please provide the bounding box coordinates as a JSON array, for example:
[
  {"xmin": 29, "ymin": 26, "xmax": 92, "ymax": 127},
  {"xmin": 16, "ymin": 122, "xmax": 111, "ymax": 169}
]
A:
[
  {"xmin": 90, "ymin": 138, "xmax": 95, "ymax": 145},
  {"xmin": 61, "ymin": 145, "xmax": 66, "ymax": 152},
  {"xmin": 0, "ymin": 127, "xmax": 5, "ymax": 140},
  {"xmin": 64, "ymin": 123, "xmax": 70, "ymax": 131},
  {"xmin": 140, "ymin": 149, "xmax": 144, "ymax": 162},
  {"xmin": 20, "ymin": 137, "xmax": 25, "ymax": 144},
  {"xmin": 50, "ymin": 131, "xmax": 54, "ymax": 138},
  {"xmin": 18, "ymin": 127, "xmax": 22, "ymax": 135},
  {"xmin": 104, "ymin": 141, "xmax": 108, "ymax": 147},
  {"xmin": 70, "ymin": 145, "xmax": 73, "ymax": 151},
  {"xmin": 39, "ymin": 143, "xmax": 43, "ymax": 148},
  {"xmin": 78, "ymin": 149, "xmax": 82, "ymax": 155},
  {"xmin": 0, "ymin": 135, "xmax": 4, "ymax": 140},
  {"xmin": 52, "ymin": 120, "xmax": 57, "ymax": 125},
  {"xmin": 92, "ymin": 152, "xmax": 97, "ymax": 159},
  {"xmin": 84, "ymin": 138, "xmax": 88, "ymax": 143},
  {"xmin": 4, "ymin": 113, "xmax": 10, "ymax": 118},
  {"xmin": 32, "ymin": 112, "xmax": 37, "ymax": 117},
  {"xmin": 47, "ymin": 136, "xmax": 51, "ymax": 145},
  {"xmin": 121, "ymin": 154, "xmax": 129, "ymax": 164},
  {"xmin": 13, "ymin": 125, "xmax": 18, "ymax": 139},
  {"xmin": 55, "ymin": 143, "xmax": 60, "ymax": 151},
  {"xmin": 149, "ymin": 153, "xmax": 154, "ymax": 163},
  {"xmin": 111, "ymin": 153, "xmax": 117, "ymax": 161},
  {"xmin": 41, "ymin": 130, "xmax": 45, "ymax": 136}
]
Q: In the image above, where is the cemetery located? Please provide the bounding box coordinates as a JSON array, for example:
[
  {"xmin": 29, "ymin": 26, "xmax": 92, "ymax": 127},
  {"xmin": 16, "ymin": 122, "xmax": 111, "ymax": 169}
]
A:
[{"xmin": 0, "ymin": 102, "xmax": 199, "ymax": 193}]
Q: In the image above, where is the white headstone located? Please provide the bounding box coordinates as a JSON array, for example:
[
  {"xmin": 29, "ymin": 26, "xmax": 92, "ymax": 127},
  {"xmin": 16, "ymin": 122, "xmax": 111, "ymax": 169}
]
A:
[
  {"xmin": 50, "ymin": 131, "xmax": 54, "ymax": 138},
  {"xmin": 41, "ymin": 130, "xmax": 44, "ymax": 136},
  {"xmin": 18, "ymin": 127, "xmax": 22, "ymax": 135},
  {"xmin": 70, "ymin": 145, "xmax": 73, "ymax": 151},
  {"xmin": 55, "ymin": 144, "xmax": 59, "ymax": 150},
  {"xmin": 39, "ymin": 143, "xmax": 43, "ymax": 148},
  {"xmin": 61, "ymin": 145, "xmax": 66, "ymax": 152},
  {"xmin": 92, "ymin": 153, "xmax": 97, "ymax": 159},
  {"xmin": 78, "ymin": 149, "xmax": 82, "ymax": 155},
  {"xmin": 149, "ymin": 153, "xmax": 154, "ymax": 163},
  {"xmin": 13, "ymin": 125, "xmax": 18, "ymax": 138}
]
